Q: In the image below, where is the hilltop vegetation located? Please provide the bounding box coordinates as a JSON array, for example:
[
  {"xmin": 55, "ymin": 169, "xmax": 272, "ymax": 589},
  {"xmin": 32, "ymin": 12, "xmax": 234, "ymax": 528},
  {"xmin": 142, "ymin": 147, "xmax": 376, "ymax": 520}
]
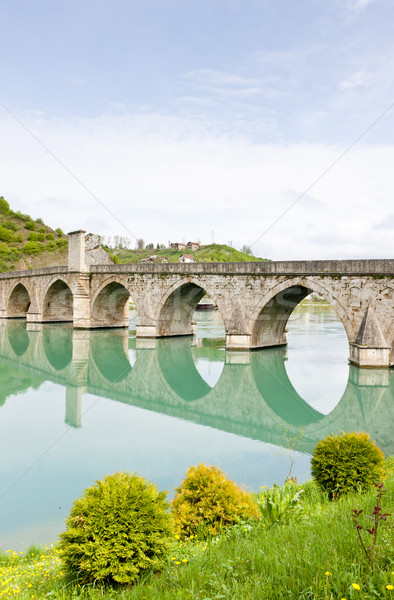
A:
[
  {"xmin": 113, "ymin": 243, "xmax": 266, "ymax": 264},
  {"xmin": 0, "ymin": 196, "xmax": 68, "ymax": 272},
  {"xmin": 0, "ymin": 196, "xmax": 267, "ymax": 272}
]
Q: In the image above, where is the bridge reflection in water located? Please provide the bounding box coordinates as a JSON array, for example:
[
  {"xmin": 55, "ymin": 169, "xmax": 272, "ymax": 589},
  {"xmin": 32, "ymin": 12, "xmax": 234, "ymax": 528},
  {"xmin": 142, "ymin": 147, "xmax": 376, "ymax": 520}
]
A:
[{"xmin": 0, "ymin": 320, "xmax": 392, "ymax": 457}]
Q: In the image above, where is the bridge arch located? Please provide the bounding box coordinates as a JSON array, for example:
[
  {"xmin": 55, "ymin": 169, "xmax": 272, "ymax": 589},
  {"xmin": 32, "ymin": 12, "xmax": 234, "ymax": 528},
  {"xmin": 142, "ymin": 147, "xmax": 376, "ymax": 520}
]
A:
[
  {"xmin": 42, "ymin": 278, "xmax": 73, "ymax": 322},
  {"xmin": 7, "ymin": 282, "xmax": 31, "ymax": 318},
  {"xmin": 250, "ymin": 277, "xmax": 354, "ymax": 349},
  {"xmin": 91, "ymin": 277, "xmax": 131, "ymax": 328},
  {"xmin": 156, "ymin": 277, "xmax": 225, "ymax": 337}
]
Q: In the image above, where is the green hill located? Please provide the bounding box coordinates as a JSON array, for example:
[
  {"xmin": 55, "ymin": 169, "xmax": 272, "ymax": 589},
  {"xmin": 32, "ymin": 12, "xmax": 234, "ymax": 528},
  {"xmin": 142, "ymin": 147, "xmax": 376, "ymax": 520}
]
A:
[
  {"xmin": 112, "ymin": 243, "xmax": 267, "ymax": 264},
  {"xmin": 0, "ymin": 195, "xmax": 267, "ymax": 272},
  {"xmin": 0, "ymin": 196, "xmax": 68, "ymax": 272}
]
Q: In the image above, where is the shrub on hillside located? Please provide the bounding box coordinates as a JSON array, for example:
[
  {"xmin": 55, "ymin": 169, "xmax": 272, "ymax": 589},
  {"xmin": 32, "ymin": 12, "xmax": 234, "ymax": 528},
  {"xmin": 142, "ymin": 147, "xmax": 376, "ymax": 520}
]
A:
[
  {"xmin": 311, "ymin": 432, "xmax": 385, "ymax": 499},
  {"xmin": 23, "ymin": 241, "xmax": 42, "ymax": 255},
  {"xmin": 0, "ymin": 197, "xmax": 10, "ymax": 214},
  {"xmin": 24, "ymin": 220, "xmax": 36, "ymax": 231},
  {"xmin": 172, "ymin": 463, "xmax": 259, "ymax": 538},
  {"xmin": 45, "ymin": 232, "xmax": 54, "ymax": 241},
  {"xmin": 55, "ymin": 227, "xmax": 63, "ymax": 236},
  {"xmin": 59, "ymin": 472, "xmax": 172, "ymax": 586},
  {"xmin": 0, "ymin": 242, "xmax": 11, "ymax": 256},
  {"xmin": 2, "ymin": 220, "xmax": 17, "ymax": 231},
  {"xmin": 0, "ymin": 226, "xmax": 14, "ymax": 243}
]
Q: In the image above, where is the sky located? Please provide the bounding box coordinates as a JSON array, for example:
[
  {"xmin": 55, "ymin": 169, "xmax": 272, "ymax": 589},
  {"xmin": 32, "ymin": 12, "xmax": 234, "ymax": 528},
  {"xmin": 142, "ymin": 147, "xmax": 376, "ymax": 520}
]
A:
[{"xmin": 0, "ymin": 0, "xmax": 393, "ymax": 260}]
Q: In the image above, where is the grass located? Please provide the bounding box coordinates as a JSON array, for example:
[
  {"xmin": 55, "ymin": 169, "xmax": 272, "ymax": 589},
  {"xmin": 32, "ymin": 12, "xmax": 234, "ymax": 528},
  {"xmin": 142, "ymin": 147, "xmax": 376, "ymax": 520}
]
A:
[{"xmin": 1, "ymin": 475, "xmax": 393, "ymax": 599}]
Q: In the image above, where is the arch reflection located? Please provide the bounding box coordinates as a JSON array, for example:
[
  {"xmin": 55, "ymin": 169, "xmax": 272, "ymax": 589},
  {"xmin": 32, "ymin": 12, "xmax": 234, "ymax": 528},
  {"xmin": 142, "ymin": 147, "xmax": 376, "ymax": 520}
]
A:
[{"xmin": 0, "ymin": 321, "xmax": 392, "ymax": 456}]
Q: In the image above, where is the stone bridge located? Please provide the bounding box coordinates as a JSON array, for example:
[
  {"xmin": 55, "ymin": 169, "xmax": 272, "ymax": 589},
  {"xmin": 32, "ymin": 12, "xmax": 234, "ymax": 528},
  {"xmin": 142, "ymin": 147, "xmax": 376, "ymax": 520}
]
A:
[
  {"xmin": 0, "ymin": 322, "xmax": 392, "ymax": 455},
  {"xmin": 0, "ymin": 230, "xmax": 393, "ymax": 367}
]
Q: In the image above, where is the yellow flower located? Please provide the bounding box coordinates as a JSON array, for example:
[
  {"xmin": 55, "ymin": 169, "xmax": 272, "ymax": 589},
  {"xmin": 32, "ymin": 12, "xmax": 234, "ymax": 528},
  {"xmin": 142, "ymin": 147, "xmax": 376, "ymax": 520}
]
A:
[
  {"xmin": 352, "ymin": 583, "xmax": 361, "ymax": 590},
  {"xmin": 325, "ymin": 571, "xmax": 331, "ymax": 576},
  {"xmin": 175, "ymin": 561, "xmax": 180, "ymax": 565},
  {"xmin": 386, "ymin": 585, "xmax": 394, "ymax": 590},
  {"xmin": 182, "ymin": 559, "xmax": 188, "ymax": 563},
  {"xmin": 175, "ymin": 534, "xmax": 180, "ymax": 540}
]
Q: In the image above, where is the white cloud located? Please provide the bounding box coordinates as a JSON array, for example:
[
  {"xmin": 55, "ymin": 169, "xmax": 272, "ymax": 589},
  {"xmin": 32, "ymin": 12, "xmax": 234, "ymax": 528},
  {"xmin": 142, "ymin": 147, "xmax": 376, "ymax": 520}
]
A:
[
  {"xmin": 0, "ymin": 109, "xmax": 393, "ymax": 261},
  {"xmin": 345, "ymin": 0, "xmax": 376, "ymax": 13},
  {"xmin": 339, "ymin": 71, "xmax": 372, "ymax": 90}
]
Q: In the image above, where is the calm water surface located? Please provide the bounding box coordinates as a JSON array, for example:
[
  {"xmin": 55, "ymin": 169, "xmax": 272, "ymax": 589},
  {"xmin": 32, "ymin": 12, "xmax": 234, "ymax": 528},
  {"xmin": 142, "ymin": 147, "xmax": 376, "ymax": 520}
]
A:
[{"xmin": 0, "ymin": 306, "xmax": 392, "ymax": 551}]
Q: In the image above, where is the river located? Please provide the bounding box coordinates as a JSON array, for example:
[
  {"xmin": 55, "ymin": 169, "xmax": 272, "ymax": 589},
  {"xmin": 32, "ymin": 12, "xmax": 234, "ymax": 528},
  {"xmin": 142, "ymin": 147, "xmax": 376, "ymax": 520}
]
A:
[{"xmin": 0, "ymin": 305, "xmax": 392, "ymax": 551}]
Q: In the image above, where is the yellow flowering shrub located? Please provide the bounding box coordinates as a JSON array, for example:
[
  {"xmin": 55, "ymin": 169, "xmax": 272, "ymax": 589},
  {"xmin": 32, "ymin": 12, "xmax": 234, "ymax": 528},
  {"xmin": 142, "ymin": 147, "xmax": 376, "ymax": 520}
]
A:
[{"xmin": 171, "ymin": 463, "xmax": 259, "ymax": 538}]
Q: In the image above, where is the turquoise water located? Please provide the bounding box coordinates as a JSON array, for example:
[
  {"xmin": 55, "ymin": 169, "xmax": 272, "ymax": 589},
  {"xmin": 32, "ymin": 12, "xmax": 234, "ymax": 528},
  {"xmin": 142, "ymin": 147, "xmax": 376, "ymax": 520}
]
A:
[{"xmin": 0, "ymin": 307, "xmax": 392, "ymax": 551}]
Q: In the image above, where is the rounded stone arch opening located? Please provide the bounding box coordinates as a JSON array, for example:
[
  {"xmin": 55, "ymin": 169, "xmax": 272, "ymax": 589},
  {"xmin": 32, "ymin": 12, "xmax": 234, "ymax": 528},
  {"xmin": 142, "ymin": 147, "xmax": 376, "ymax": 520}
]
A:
[
  {"xmin": 7, "ymin": 282, "xmax": 31, "ymax": 318},
  {"xmin": 250, "ymin": 277, "xmax": 353, "ymax": 349},
  {"xmin": 90, "ymin": 278, "xmax": 131, "ymax": 328},
  {"xmin": 156, "ymin": 278, "xmax": 225, "ymax": 337},
  {"xmin": 42, "ymin": 278, "xmax": 74, "ymax": 322}
]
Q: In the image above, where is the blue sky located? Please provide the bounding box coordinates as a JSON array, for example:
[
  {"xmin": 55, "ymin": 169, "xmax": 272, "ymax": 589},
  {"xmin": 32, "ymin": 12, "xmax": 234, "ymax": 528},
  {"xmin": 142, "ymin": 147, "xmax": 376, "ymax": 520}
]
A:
[{"xmin": 1, "ymin": 0, "xmax": 393, "ymax": 259}]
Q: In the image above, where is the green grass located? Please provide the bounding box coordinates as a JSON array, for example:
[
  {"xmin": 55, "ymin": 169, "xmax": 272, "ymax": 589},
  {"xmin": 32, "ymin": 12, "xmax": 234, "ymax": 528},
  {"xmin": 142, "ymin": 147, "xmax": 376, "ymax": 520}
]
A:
[{"xmin": 1, "ymin": 475, "xmax": 393, "ymax": 599}]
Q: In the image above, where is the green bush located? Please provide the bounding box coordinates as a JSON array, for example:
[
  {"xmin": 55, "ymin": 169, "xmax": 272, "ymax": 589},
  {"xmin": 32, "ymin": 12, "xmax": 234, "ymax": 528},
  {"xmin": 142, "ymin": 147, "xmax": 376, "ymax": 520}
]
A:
[
  {"xmin": 311, "ymin": 432, "xmax": 385, "ymax": 499},
  {"xmin": 59, "ymin": 471, "xmax": 172, "ymax": 586},
  {"xmin": 23, "ymin": 241, "xmax": 42, "ymax": 255},
  {"xmin": 24, "ymin": 220, "xmax": 36, "ymax": 231},
  {"xmin": 27, "ymin": 232, "xmax": 39, "ymax": 241},
  {"xmin": 0, "ymin": 242, "xmax": 11, "ymax": 256},
  {"xmin": 45, "ymin": 232, "xmax": 54, "ymax": 241},
  {"xmin": 2, "ymin": 220, "xmax": 17, "ymax": 231},
  {"xmin": 36, "ymin": 218, "xmax": 44, "ymax": 225},
  {"xmin": 0, "ymin": 226, "xmax": 14, "ymax": 243},
  {"xmin": 55, "ymin": 227, "xmax": 63, "ymax": 236},
  {"xmin": 14, "ymin": 233, "xmax": 23, "ymax": 243},
  {"xmin": 171, "ymin": 463, "xmax": 259, "ymax": 538},
  {"xmin": 0, "ymin": 197, "xmax": 10, "ymax": 214}
]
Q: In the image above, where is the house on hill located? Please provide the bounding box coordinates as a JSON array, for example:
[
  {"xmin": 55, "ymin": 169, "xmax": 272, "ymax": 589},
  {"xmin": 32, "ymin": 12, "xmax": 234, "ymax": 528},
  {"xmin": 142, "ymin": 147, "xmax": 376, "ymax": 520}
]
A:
[
  {"xmin": 179, "ymin": 254, "xmax": 196, "ymax": 263},
  {"xmin": 170, "ymin": 242, "xmax": 186, "ymax": 250},
  {"xmin": 186, "ymin": 241, "xmax": 200, "ymax": 251}
]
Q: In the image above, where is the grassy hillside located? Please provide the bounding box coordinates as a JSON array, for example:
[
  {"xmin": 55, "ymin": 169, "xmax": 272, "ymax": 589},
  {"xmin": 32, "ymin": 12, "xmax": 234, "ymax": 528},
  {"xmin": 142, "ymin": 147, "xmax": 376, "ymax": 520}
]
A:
[
  {"xmin": 0, "ymin": 195, "xmax": 267, "ymax": 272},
  {"xmin": 113, "ymin": 243, "xmax": 267, "ymax": 264},
  {"xmin": 0, "ymin": 196, "xmax": 68, "ymax": 272}
]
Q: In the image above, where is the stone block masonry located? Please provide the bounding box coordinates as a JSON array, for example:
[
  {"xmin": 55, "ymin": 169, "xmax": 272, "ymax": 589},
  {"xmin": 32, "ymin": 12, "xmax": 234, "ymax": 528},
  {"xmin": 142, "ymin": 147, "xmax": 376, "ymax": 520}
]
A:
[{"xmin": 0, "ymin": 232, "xmax": 392, "ymax": 367}]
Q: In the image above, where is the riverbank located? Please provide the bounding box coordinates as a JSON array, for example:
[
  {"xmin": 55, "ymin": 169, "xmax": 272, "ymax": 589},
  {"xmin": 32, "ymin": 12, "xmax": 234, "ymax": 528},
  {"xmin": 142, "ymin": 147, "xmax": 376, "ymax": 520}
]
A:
[{"xmin": 1, "ymin": 472, "xmax": 393, "ymax": 599}]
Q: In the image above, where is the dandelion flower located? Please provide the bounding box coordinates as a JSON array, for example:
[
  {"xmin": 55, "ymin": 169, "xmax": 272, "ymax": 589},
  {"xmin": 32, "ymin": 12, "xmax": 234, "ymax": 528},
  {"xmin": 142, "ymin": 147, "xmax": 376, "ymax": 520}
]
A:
[
  {"xmin": 325, "ymin": 571, "xmax": 332, "ymax": 576},
  {"xmin": 182, "ymin": 559, "xmax": 188, "ymax": 563},
  {"xmin": 352, "ymin": 583, "xmax": 361, "ymax": 590},
  {"xmin": 386, "ymin": 585, "xmax": 394, "ymax": 590}
]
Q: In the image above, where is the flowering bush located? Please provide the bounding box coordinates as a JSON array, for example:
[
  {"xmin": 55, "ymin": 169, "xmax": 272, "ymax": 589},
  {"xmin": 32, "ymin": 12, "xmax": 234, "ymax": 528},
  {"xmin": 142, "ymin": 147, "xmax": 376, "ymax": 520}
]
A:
[{"xmin": 171, "ymin": 463, "xmax": 258, "ymax": 538}]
